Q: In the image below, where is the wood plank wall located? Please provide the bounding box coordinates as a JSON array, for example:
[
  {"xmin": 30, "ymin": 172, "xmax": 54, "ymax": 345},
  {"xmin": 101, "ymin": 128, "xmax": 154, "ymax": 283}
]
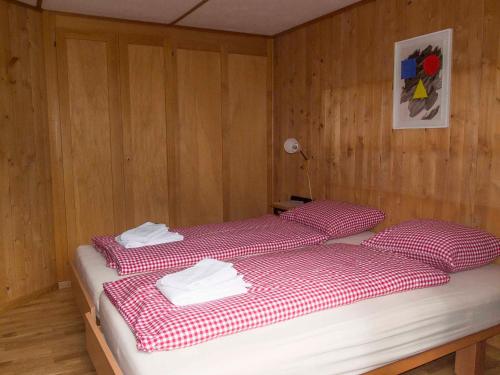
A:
[
  {"xmin": 43, "ymin": 13, "xmax": 272, "ymax": 281},
  {"xmin": 274, "ymin": 0, "xmax": 500, "ymax": 236},
  {"xmin": 0, "ymin": 1, "xmax": 56, "ymax": 309}
]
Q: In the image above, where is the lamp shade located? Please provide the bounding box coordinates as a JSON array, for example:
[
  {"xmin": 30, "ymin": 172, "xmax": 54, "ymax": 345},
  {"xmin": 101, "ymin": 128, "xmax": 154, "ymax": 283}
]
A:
[{"xmin": 284, "ymin": 138, "xmax": 301, "ymax": 154}]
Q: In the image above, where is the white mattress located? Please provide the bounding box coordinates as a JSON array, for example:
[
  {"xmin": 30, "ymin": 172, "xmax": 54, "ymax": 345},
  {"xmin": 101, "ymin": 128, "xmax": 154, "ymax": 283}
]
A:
[
  {"xmin": 99, "ymin": 264, "xmax": 500, "ymax": 375},
  {"xmin": 75, "ymin": 245, "xmax": 126, "ymax": 315},
  {"xmin": 74, "ymin": 231, "xmax": 375, "ymax": 315}
]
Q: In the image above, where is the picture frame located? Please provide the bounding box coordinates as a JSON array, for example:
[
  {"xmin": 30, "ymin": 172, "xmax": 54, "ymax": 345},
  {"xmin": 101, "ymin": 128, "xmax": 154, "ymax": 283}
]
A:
[{"xmin": 392, "ymin": 29, "xmax": 453, "ymax": 129}]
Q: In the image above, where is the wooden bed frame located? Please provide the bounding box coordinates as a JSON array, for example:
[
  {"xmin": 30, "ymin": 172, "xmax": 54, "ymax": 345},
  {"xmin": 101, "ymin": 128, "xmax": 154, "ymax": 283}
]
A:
[
  {"xmin": 84, "ymin": 306, "xmax": 500, "ymax": 375},
  {"xmin": 74, "ymin": 259, "xmax": 500, "ymax": 374},
  {"xmin": 71, "ymin": 262, "xmax": 95, "ymax": 317}
]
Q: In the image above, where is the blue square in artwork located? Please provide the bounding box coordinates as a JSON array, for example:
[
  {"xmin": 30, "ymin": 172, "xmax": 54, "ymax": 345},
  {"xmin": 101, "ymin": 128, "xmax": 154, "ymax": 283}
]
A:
[{"xmin": 401, "ymin": 58, "xmax": 417, "ymax": 79}]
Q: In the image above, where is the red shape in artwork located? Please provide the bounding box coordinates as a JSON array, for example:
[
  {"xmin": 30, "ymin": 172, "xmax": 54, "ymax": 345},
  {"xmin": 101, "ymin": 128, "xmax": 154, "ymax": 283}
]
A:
[{"xmin": 423, "ymin": 54, "xmax": 441, "ymax": 76}]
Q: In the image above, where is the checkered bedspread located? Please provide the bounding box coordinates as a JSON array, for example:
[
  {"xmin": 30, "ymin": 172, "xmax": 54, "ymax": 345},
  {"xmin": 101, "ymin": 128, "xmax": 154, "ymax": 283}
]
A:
[
  {"xmin": 104, "ymin": 244, "xmax": 449, "ymax": 352},
  {"xmin": 93, "ymin": 215, "xmax": 328, "ymax": 275}
]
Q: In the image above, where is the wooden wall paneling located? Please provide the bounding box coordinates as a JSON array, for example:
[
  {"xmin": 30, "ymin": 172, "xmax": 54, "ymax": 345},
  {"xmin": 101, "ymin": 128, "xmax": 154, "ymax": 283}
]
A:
[
  {"xmin": 276, "ymin": 31, "xmax": 296, "ymax": 202},
  {"xmin": 106, "ymin": 34, "xmax": 127, "ymax": 236},
  {"xmin": 274, "ymin": 28, "xmax": 311, "ymax": 202},
  {"xmin": 45, "ymin": 12, "xmax": 269, "ymax": 280},
  {"xmin": 52, "ymin": 13, "xmax": 269, "ymax": 57},
  {"xmin": 0, "ymin": 0, "xmax": 15, "ymax": 305},
  {"xmin": 223, "ymin": 53, "xmax": 268, "ymax": 220},
  {"xmin": 0, "ymin": 4, "xmax": 272, "ymax": 292},
  {"xmin": 439, "ymin": 0, "xmax": 482, "ymax": 226},
  {"xmin": 305, "ymin": 21, "xmax": 325, "ymax": 201},
  {"xmin": 272, "ymin": 33, "xmax": 286, "ymax": 202},
  {"xmin": 221, "ymin": 47, "xmax": 230, "ymax": 220},
  {"xmin": 266, "ymin": 39, "xmax": 274, "ymax": 213},
  {"xmin": 0, "ymin": 0, "xmax": 56, "ymax": 309},
  {"xmin": 371, "ymin": 0, "xmax": 398, "ymax": 227},
  {"xmin": 7, "ymin": 1, "xmax": 37, "ymax": 305},
  {"xmin": 119, "ymin": 34, "xmax": 169, "ymax": 227},
  {"xmin": 12, "ymin": 3, "xmax": 55, "ymax": 296},
  {"xmin": 55, "ymin": 30, "xmax": 124, "ymax": 274},
  {"xmin": 175, "ymin": 48, "xmax": 223, "ymax": 226},
  {"xmin": 43, "ymin": 11, "xmax": 69, "ymax": 281},
  {"xmin": 274, "ymin": 42, "xmax": 284, "ymax": 197},
  {"xmin": 273, "ymin": 0, "xmax": 500, "ymax": 236},
  {"xmin": 169, "ymin": 28, "xmax": 268, "ymax": 56},
  {"xmin": 170, "ymin": 38, "xmax": 221, "ymax": 54},
  {"xmin": 164, "ymin": 41, "xmax": 180, "ymax": 227},
  {"xmin": 24, "ymin": 4, "xmax": 56, "ymax": 292},
  {"xmin": 476, "ymin": 0, "xmax": 500, "ymax": 237}
]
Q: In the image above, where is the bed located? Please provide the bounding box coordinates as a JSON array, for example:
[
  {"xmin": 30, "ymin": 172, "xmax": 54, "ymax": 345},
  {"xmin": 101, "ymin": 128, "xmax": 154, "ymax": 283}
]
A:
[
  {"xmin": 80, "ymin": 211, "xmax": 500, "ymax": 374},
  {"xmin": 73, "ymin": 231, "xmax": 375, "ymax": 318},
  {"xmin": 72, "ymin": 200, "xmax": 386, "ymax": 318},
  {"xmin": 87, "ymin": 257, "xmax": 500, "ymax": 375}
]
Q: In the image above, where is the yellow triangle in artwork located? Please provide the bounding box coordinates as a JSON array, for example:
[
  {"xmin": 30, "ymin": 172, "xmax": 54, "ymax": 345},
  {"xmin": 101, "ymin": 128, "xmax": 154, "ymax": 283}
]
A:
[{"xmin": 413, "ymin": 79, "xmax": 428, "ymax": 99}]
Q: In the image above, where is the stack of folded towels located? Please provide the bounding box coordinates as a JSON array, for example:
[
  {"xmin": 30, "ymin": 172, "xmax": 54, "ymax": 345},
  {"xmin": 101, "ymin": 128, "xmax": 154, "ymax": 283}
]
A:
[
  {"xmin": 156, "ymin": 258, "xmax": 252, "ymax": 306},
  {"xmin": 116, "ymin": 222, "xmax": 184, "ymax": 249}
]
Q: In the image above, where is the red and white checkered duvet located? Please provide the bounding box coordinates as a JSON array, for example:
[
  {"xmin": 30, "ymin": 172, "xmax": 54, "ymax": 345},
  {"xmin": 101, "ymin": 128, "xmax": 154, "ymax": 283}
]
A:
[
  {"xmin": 93, "ymin": 215, "xmax": 328, "ymax": 275},
  {"xmin": 103, "ymin": 244, "xmax": 449, "ymax": 352}
]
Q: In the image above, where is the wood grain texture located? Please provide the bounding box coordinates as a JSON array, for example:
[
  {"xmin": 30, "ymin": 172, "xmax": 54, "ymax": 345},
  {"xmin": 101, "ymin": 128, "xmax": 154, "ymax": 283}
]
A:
[
  {"xmin": 0, "ymin": 0, "xmax": 56, "ymax": 310},
  {"xmin": 273, "ymin": 0, "xmax": 500, "ymax": 236},
  {"xmin": 43, "ymin": 11, "xmax": 69, "ymax": 283},
  {"xmin": 455, "ymin": 341, "xmax": 486, "ymax": 375},
  {"xmin": 56, "ymin": 32, "xmax": 123, "ymax": 269},
  {"xmin": 476, "ymin": 0, "xmax": 500, "ymax": 237},
  {"xmin": 0, "ymin": 288, "xmax": 96, "ymax": 375},
  {"xmin": 85, "ymin": 312, "xmax": 123, "ymax": 375},
  {"xmin": 40, "ymin": 10, "xmax": 272, "ymax": 280},
  {"xmin": 120, "ymin": 36, "xmax": 169, "ymax": 227},
  {"xmin": 224, "ymin": 53, "xmax": 268, "ymax": 220},
  {"xmin": 70, "ymin": 262, "xmax": 93, "ymax": 317},
  {"xmin": 175, "ymin": 49, "xmax": 223, "ymax": 226}
]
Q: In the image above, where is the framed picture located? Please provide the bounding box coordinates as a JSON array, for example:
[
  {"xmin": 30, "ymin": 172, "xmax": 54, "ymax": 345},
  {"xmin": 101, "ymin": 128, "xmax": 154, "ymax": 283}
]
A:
[{"xmin": 393, "ymin": 29, "xmax": 453, "ymax": 129}]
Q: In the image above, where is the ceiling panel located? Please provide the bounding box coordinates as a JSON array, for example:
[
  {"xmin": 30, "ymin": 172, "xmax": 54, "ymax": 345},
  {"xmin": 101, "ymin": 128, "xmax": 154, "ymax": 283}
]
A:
[
  {"xmin": 42, "ymin": 0, "xmax": 201, "ymax": 25},
  {"xmin": 177, "ymin": 0, "xmax": 362, "ymax": 35}
]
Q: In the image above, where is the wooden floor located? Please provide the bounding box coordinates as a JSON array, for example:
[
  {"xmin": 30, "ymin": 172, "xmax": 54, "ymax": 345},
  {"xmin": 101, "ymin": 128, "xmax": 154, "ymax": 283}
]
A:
[{"xmin": 0, "ymin": 288, "xmax": 499, "ymax": 375}]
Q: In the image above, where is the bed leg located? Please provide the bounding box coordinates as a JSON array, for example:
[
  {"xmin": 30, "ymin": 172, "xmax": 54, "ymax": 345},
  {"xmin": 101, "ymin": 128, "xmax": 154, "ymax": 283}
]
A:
[{"xmin": 455, "ymin": 341, "xmax": 485, "ymax": 375}]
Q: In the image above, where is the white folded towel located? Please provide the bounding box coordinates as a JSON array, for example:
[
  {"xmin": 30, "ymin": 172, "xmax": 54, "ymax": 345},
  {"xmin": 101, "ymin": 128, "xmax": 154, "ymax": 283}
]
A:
[
  {"xmin": 157, "ymin": 258, "xmax": 237, "ymax": 290},
  {"xmin": 116, "ymin": 222, "xmax": 184, "ymax": 249},
  {"xmin": 119, "ymin": 222, "xmax": 167, "ymax": 241},
  {"xmin": 159, "ymin": 279, "xmax": 250, "ymax": 306},
  {"xmin": 156, "ymin": 259, "xmax": 251, "ymax": 306}
]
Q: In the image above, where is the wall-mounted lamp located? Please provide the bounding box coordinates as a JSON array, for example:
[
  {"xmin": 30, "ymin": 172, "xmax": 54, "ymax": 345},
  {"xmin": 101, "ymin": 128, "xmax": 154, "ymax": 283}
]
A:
[
  {"xmin": 283, "ymin": 138, "xmax": 313, "ymax": 200},
  {"xmin": 283, "ymin": 138, "xmax": 309, "ymax": 161}
]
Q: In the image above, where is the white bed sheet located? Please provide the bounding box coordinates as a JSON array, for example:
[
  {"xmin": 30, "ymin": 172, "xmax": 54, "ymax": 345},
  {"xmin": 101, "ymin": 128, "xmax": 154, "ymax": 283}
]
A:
[
  {"xmin": 99, "ymin": 264, "xmax": 500, "ymax": 375},
  {"xmin": 74, "ymin": 232, "xmax": 375, "ymax": 315}
]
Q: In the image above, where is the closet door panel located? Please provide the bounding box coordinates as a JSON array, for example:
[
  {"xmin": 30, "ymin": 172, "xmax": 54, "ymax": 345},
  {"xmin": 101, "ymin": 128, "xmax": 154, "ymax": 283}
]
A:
[
  {"xmin": 56, "ymin": 33, "xmax": 123, "ymax": 262},
  {"xmin": 121, "ymin": 40, "xmax": 169, "ymax": 227},
  {"xmin": 225, "ymin": 53, "xmax": 268, "ymax": 220},
  {"xmin": 175, "ymin": 49, "xmax": 223, "ymax": 226}
]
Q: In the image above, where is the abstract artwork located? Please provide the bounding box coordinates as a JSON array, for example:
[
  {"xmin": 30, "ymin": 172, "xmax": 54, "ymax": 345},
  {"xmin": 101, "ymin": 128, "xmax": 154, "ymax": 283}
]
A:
[{"xmin": 393, "ymin": 29, "xmax": 452, "ymax": 129}]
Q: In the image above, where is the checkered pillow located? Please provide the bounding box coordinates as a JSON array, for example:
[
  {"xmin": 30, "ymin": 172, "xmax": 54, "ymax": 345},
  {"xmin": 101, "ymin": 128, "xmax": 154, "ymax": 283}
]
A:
[
  {"xmin": 362, "ymin": 220, "xmax": 500, "ymax": 272},
  {"xmin": 280, "ymin": 200, "xmax": 385, "ymax": 238}
]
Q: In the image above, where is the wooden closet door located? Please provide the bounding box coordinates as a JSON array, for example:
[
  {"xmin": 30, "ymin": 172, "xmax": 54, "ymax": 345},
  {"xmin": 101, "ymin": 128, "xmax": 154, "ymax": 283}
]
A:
[
  {"xmin": 56, "ymin": 32, "xmax": 125, "ymax": 264},
  {"xmin": 174, "ymin": 49, "xmax": 223, "ymax": 227},
  {"xmin": 119, "ymin": 36, "xmax": 169, "ymax": 227},
  {"xmin": 224, "ymin": 53, "xmax": 269, "ymax": 220}
]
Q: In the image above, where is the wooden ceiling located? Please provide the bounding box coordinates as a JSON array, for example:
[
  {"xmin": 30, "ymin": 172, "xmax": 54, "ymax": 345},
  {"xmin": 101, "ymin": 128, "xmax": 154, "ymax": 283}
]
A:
[{"xmin": 15, "ymin": 0, "xmax": 362, "ymax": 35}]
